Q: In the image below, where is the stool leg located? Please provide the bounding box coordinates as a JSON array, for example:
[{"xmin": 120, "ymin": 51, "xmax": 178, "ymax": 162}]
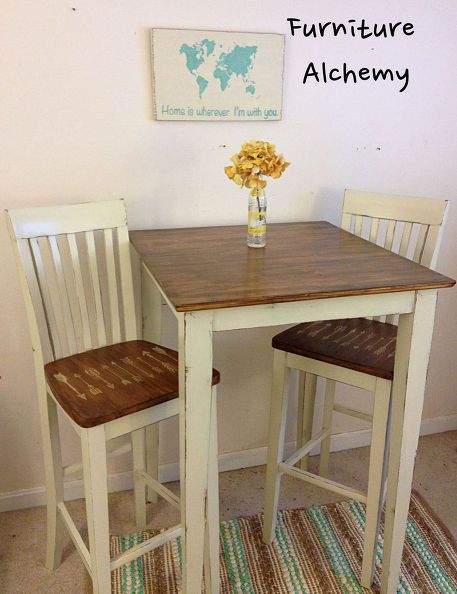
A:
[
  {"xmin": 361, "ymin": 378, "xmax": 391, "ymax": 588},
  {"xmin": 318, "ymin": 379, "xmax": 336, "ymax": 477},
  {"xmin": 297, "ymin": 372, "xmax": 317, "ymax": 471},
  {"xmin": 132, "ymin": 428, "xmax": 148, "ymax": 530},
  {"xmin": 81, "ymin": 426, "xmax": 111, "ymax": 594},
  {"xmin": 204, "ymin": 388, "xmax": 220, "ymax": 594},
  {"xmin": 146, "ymin": 424, "xmax": 159, "ymax": 505},
  {"xmin": 263, "ymin": 350, "xmax": 289, "ymax": 544},
  {"xmin": 43, "ymin": 393, "xmax": 65, "ymax": 570}
]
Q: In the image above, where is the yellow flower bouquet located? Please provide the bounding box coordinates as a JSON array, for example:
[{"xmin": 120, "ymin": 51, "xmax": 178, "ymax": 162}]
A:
[
  {"xmin": 224, "ymin": 140, "xmax": 289, "ymax": 196},
  {"xmin": 224, "ymin": 140, "xmax": 290, "ymax": 247}
]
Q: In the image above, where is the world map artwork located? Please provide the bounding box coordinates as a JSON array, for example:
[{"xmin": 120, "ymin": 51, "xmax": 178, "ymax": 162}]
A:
[
  {"xmin": 179, "ymin": 38, "xmax": 258, "ymax": 98},
  {"xmin": 152, "ymin": 28, "xmax": 283, "ymax": 120}
]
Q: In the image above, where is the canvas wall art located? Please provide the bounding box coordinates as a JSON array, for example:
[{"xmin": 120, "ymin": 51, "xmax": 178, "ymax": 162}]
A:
[{"xmin": 151, "ymin": 28, "xmax": 284, "ymax": 121}]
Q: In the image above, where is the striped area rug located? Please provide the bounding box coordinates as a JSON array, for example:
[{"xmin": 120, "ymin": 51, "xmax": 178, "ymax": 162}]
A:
[{"xmin": 110, "ymin": 492, "xmax": 457, "ymax": 593}]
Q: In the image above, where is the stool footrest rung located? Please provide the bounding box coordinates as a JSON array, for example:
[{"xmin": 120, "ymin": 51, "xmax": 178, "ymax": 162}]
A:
[
  {"xmin": 284, "ymin": 428, "xmax": 331, "ymax": 467},
  {"xmin": 135, "ymin": 469, "xmax": 180, "ymax": 509},
  {"xmin": 57, "ymin": 502, "xmax": 91, "ymax": 574},
  {"xmin": 64, "ymin": 442, "xmax": 133, "ymax": 477},
  {"xmin": 278, "ymin": 463, "xmax": 367, "ymax": 503},
  {"xmin": 110, "ymin": 524, "xmax": 182, "ymax": 571},
  {"xmin": 333, "ymin": 403, "xmax": 373, "ymax": 423}
]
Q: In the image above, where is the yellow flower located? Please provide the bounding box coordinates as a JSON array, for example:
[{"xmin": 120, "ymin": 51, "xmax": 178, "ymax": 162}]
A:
[
  {"xmin": 224, "ymin": 165, "xmax": 235, "ymax": 179},
  {"xmin": 224, "ymin": 140, "xmax": 290, "ymax": 192}
]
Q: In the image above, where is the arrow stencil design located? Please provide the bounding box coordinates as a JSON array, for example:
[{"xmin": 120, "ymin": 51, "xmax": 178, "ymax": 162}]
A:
[
  {"xmin": 121, "ymin": 357, "xmax": 155, "ymax": 378},
  {"xmin": 333, "ymin": 328, "xmax": 359, "ymax": 346},
  {"xmin": 366, "ymin": 337, "xmax": 386, "ymax": 351},
  {"xmin": 111, "ymin": 361, "xmax": 142, "ymax": 383},
  {"xmin": 100, "ymin": 364, "xmax": 129, "ymax": 386},
  {"xmin": 151, "ymin": 345, "xmax": 175, "ymax": 360},
  {"xmin": 373, "ymin": 337, "xmax": 396, "ymax": 356},
  {"xmin": 323, "ymin": 325, "xmax": 347, "ymax": 340},
  {"xmin": 74, "ymin": 373, "xmax": 102, "ymax": 395},
  {"xmin": 54, "ymin": 373, "xmax": 87, "ymax": 400},
  {"xmin": 86, "ymin": 367, "xmax": 115, "ymax": 389},
  {"xmin": 353, "ymin": 332, "xmax": 375, "ymax": 350},
  {"xmin": 143, "ymin": 351, "xmax": 177, "ymax": 374},
  {"xmin": 308, "ymin": 323, "xmax": 333, "ymax": 338},
  {"xmin": 296, "ymin": 321, "xmax": 323, "ymax": 335},
  {"xmin": 137, "ymin": 357, "xmax": 164, "ymax": 374}
]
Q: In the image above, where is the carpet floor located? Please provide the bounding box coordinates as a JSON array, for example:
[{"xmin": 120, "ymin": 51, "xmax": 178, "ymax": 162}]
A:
[
  {"xmin": 111, "ymin": 491, "xmax": 457, "ymax": 594},
  {"xmin": 1, "ymin": 431, "xmax": 456, "ymax": 593}
]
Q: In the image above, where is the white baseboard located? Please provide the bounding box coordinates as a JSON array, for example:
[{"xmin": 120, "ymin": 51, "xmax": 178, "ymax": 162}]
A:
[{"xmin": 1, "ymin": 413, "xmax": 456, "ymax": 513}]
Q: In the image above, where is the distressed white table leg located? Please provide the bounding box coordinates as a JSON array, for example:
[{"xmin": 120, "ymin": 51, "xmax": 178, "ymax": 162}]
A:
[
  {"xmin": 44, "ymin": 393, "xmax": 65, "ymax": 570},
  {"xmin": 179, "ymin": 312, "xmax": 214, "ymax": 594},
  {"xmin": 318, "ymin": 378, "xmax": 336, "ymax": 477},
  {"xmin": 380, "ymin": 290, "xmax": 438, "ymax": 594},
  {"xmin": 204, "ymin": 387, "xmax": 220, "ymax": 594},
  {"xmin": 145, "ymin": 424, "xmax": 159, "ymax": 505},
  {"xmin": 141, "ymin": 264, "xmax": 163, "ymax": 505},
  {"xmin": 296, "ymin": 371, "xmax": 305, "ymax": 460},
  {"xmin": 361, "ymin": 377, "xmax": 391, "ymax": 587},
  {"xmin": 81, "ymin": 425, "xmax": 111, "ymax": 594},
  {"xmin": 132, "ymin": 428, "xmax": 147, "ymax": 530},
  {"xmin": 297, "ymin": 372, "xmax": 317, "ymax": 471},
  {"xmin": 263, "ymin": 349, "xmax": 289, "ymax": 544}
]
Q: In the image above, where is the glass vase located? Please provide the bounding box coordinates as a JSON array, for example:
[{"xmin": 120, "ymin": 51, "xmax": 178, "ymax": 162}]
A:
[{"xmin": 247, "ymin": 189, "xmax": 267, "ymax": 248}]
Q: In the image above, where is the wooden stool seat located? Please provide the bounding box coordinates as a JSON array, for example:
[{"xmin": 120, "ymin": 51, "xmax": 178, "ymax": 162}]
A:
[
  {"xmin": 273, "ymin": 318, "xmax": 397, "ymax": 381},
  {"xmin": 45, "ymin": 340, "xmax": 220, "ymax": 428}
]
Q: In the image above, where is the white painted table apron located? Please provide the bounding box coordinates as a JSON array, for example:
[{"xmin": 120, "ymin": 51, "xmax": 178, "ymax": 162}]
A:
[{"xmin": 141, "ymin": 260, "xmax": 437, "ymax": 594}]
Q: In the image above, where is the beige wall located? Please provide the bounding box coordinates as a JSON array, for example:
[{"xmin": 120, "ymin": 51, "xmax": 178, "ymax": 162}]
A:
[{"xmin": 1, "ymin": 0, "xmax": 456, "ymax": 504}]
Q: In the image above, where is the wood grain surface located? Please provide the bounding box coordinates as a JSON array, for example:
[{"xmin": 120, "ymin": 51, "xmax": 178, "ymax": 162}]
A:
[
  {"xmin": 273, "ymin": 318, "xmax": 398, "ymax": 380},
  {"xmin": 45, "ymin": 340, "xmax": 220, "ymax": 428},
  {"xmin": 130, "ymin": 222, "xmax": 455, "ymax": 311}
]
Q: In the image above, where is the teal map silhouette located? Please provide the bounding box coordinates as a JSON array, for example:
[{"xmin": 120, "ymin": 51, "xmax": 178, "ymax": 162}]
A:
[{"xmin": 179, "ymin": 39, "xmax": 258, "ymax": 99}]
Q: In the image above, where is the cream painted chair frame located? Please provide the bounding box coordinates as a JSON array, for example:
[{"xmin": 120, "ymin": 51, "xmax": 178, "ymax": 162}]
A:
[
  {"xmin": 6, "ymin": 200, "xmax": 220, "ymax": 594},
  {"xmin": 263, "ymin": 190, "xmax": 448, "ymax": 588}
]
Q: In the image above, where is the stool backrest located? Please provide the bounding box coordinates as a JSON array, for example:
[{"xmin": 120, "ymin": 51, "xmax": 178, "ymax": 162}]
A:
[
  {"xmin": 6, "ymin": 200, "xmax": 137, "ymax": 365},
  {"xmin": 342, "ymin": 190, "xmax": 448, "ymax": 270},
  {"xmin": 341, "ymin": 190, "xmax": 448, "ymax": 323}
]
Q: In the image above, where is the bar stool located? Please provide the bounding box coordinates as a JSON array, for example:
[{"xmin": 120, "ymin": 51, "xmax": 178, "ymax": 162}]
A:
[
  {"xmin": 262, "ymin": 189, "xmax": 448, "ymax": 587},
  {"xmin": 6, "ymin": 199, "xmax": 221, "ymax": 594}
]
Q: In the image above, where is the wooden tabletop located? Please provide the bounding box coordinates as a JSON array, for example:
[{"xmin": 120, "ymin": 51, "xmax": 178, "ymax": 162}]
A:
[{"xmin": 130, "ymin": 222, "xmax": 455, "ymax": 312}]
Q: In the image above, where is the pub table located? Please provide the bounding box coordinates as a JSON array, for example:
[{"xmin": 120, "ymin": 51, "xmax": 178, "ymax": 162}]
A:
[{"xmin": 130, "ymin": 221, "xmax": 454, "ymax": 594}]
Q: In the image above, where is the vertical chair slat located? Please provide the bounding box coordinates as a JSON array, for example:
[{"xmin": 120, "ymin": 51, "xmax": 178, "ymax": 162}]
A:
[
  {"xmin": 412, "ymin": 225, "xmax": 428, "ymax": 263},
  {"xmin": 67, "ymin": 233, "xmax": 92, "ymax": 351},
  {"xmin": 104, "ymin": 228, "xmax": 121, "ymax": 344},
  {"xmin": 18, "ymin": 239, "xmax": 54, "ymax": 363},
  {"xmin": 38, "ymin": 237, "xmax": 71, "ymax": 358},
  {"xmin": 369, "ymin": 218, "xmax": 380, "ymax": 320},
  {"xmin": 85, "ymin": 231, "xmax": 107, "ymax": 348},
  {"xmin": 49, "ymin": 236, "xmax": 77, "ymax": 356},
  {"xmin": 369, "ymin": 218, "xmax": 380, "ymax": 244},
  {"xmin": 427, "ymin": 202, "xmax": 449, "ymax": 269},
  {"xmin": 341, "ymin": 213, "xmax": 352, "ymax": 232},
  {"xmin": 30, "ymin": 238, "xmax": 63, "ymax": 360},
  {"xmin": 57, "ymin": 235, "xmax": 85, "ymax": 353},
  {"xmin": 384, "ymin": 220, "xmax": 396, "ymax": 251},
  {"xmin": 420, "ymin": 225, "xmax": 440, "ymax": 268},
  {"xmin": 398, "ymin": 222, "xmax": 412, "ymax": 257},
  {"xmin": 354, "ymin": 215, "xmax": 363, "ymax": 237},
  {"xmin": 117, "ymin": 225, "xmax": 137, "ymax": 341}
]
